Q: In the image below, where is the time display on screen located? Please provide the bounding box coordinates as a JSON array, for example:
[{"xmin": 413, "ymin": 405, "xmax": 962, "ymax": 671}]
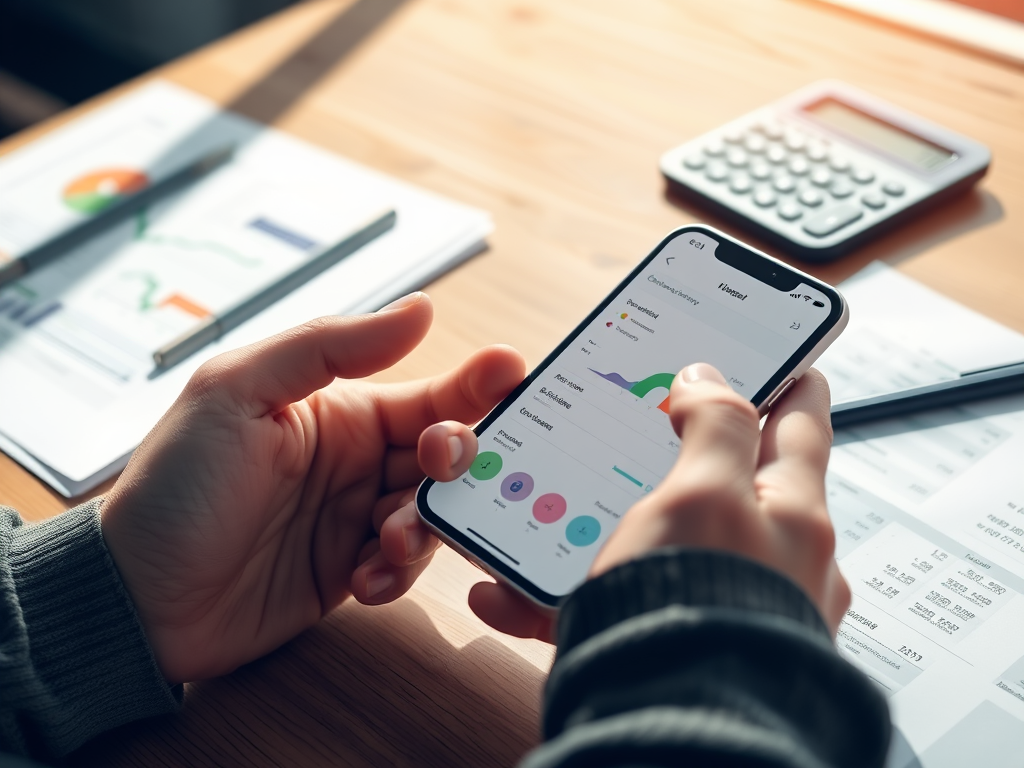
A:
[{"xmin": 804, "ymin": 98, "xmax": 956, "ymax": 173}]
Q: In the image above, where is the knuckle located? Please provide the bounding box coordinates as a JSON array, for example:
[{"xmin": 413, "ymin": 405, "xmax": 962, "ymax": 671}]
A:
[
  {"xmin": 184, "ymin": 357, "xmax": 233, "ymax": 397},
  {"xmin": 299, "ymin": 315, "xmax": 342, "ymax": 336},
  {"xmin": 798, "ymin": 509, "xmax": 838, "ymax": 563},
  {"xmin": 771, "ymin": 502, "xmax": 837, "ymax": 563}
]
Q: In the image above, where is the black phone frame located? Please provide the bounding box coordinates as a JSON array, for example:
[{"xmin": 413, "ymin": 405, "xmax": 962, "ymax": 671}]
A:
[{"xmin": 417, "ymin": 224, "xmax": 845, "ymax": 607}]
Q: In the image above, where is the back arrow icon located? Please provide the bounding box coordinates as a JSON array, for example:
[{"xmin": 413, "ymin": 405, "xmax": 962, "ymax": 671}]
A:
[{"xmin": 666, "ymin": 256, "xmax": 675, "ymax": 264}]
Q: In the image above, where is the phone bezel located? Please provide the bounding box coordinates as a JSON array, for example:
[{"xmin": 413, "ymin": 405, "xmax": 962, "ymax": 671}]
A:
[{"xmin": 417, "ymin": 224, "xmax": 846, "ymax": 608}]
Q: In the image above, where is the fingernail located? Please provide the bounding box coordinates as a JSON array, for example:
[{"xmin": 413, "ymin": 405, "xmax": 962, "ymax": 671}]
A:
[
  {"xmin": 447, "ymin": 434, "xmax": 463, "ymax": 467},
  {"xmin": 366, "ymin": 571, "xmax": 396, "ymax": 598},
  {"xmin": 378, "ymin": 292, "xmax": 424, "ymax": 313},
  {"xmin": 403, "ymin": 524, "xmax": 427, "ymax": 559},
  {"xmin": 680, "ymin": 362, "xmax": 728, "ymax": 386}
]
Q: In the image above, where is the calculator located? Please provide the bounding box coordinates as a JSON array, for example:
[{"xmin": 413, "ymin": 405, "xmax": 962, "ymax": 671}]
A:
[{"xmin": 660, "ymin": 81, "xmax": 991, "ymax": 262}]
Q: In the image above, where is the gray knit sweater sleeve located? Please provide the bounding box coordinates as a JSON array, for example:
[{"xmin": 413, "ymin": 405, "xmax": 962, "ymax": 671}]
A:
[
  {"xmin": 523, "ymin": 550, "xmax": 891, "ymax": 768},
  {"xmin": 0, "ymin": 500, "xmax": 180, "ymax": 760}
]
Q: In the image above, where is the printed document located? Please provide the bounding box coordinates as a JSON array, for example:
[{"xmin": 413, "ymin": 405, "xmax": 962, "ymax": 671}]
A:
[
  {"xmin": 0, "ymin": 82, "xmax": 491, "ymax": 495},
  {"xmin": 816, "ymin": 264, "xmax": 1024, "ymax": 767}
]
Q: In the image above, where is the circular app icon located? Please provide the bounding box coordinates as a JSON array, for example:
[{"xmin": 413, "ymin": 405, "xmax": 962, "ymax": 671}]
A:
[
  {"xmin": 500, "ymin": 471, "xmax": 535, "ymax": 501},
  {"xmin": 565, "ymin": 515, "xmax": 601, "ymax": 547},
  {"xmin": 532, "ymin": 493, "xmax": 567, "ymax": 524},
  {"xmin": 469, "ymin": 451, "xmax": 503, "ymax": 481}
]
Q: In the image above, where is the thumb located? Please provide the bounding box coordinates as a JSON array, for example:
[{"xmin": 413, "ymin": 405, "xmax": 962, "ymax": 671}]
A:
[{"xmin": 185, "ymin": 292, "xmax": 433, "ymax": 416}]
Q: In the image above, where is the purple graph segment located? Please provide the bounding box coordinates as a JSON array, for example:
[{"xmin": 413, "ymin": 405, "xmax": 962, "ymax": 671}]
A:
[{"xmin": 588, "ymin": 369, "xmax": 638, "ymax": 390}]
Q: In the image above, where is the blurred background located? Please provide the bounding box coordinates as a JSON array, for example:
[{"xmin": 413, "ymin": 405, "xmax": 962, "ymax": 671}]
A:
[
  {"xmin": 0, "ymin": 0, "xmax": 1020, "ymax": 140},
  {"xmin": 0, "ymin": 0, "xmax": 297, "ymax": 138}
]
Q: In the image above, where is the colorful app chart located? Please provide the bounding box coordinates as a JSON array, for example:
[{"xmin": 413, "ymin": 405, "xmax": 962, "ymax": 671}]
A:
[
  {"xmin": 532, "ymin": 493, "xmax": 567, "ymax": 524},
  {"xmin": 565, "ymin": 515, "xmax": 601, "ymax": 547},
  {"xmin": 469, "ymin": 451, "xmax": 503, "ymax": 481},
  {"xmin": 500, "ymin": 471, "xmax": 534, "ymax": 501},
  {"xmin": 62, "ymin": 168, "xmax": 149, "ymax": 214},
  {"xmin": 590, "ymin": 369, "xmax": 674, "ymax": 414}
]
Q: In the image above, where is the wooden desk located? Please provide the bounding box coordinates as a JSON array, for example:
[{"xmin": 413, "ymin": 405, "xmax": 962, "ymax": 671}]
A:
[{"xmin": 1, "ymin": 0, "xmax": 1022, "ymax": 764}]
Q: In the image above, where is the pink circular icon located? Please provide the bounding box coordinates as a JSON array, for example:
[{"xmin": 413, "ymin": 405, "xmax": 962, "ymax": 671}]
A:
[{"xmin": 532, "ymin": 493, "xmax": 567, "ymax": 524}]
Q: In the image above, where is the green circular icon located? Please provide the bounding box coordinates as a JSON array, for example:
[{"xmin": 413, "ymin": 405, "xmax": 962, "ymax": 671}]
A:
[{"xmin": 469, "ymin": 451, "xmax": 503, "ymax": 481}]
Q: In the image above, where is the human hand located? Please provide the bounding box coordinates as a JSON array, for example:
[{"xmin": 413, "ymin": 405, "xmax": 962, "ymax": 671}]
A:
[
  {"xmin": 462, "ymin": 362, "xmax": 849, "ymax": 641},
  {"xmin": 101, "ymin": 293, "xmax": 525, "ymax": 683}
]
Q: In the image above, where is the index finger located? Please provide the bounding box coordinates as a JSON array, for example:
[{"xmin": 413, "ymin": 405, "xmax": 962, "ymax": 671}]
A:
[
  {"xmin": 757, "ymin": 368, "xmax": 833, "ymax": 488},
  {"xmin": 187, "ymin": 293, "xmax": 433, "ymax": 417}
]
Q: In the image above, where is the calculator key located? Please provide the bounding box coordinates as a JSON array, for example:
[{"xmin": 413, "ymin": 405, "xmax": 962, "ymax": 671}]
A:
[
  {"xmin": 784, "ymin": 132, "xmax": 807, "ymax": 152},
  {"xmin": 778, "ymin": 202, "xmax": 803, "ymax": 221},
  {"xmin": 806, "ymin": 143, "xmax": 828, "ymax": 162},
  {"xmin": 705, "ymin": 161, "xmax": 729, "ymax": 181},
  {"xmin": 704, "ymin": 139, "xmax": 726, "ymax": 157},
  {"xmin": 749, "ymin": 161, "xmax": 772, "ymax": 180},
  {"xmin": 827, "ymin": 154, "xmax": 851, "ymax": 172},
  {"xmin": 724, "ymin": 127, "xmax": 745, "ymax": 144},
  {"xmin": 787, "ymin": 157, "xmax": 810, "ymax": 176},
  {"xmin": 772, "ymin": 175, "xmax": 796, "ymax": 193},
  {"xmin": 729, "ymin": 175, "xmax": 753, "ymax": 194},
  {"xmin": 726, "ymin": 148, "xmax": 749, "ymax": 168},
  {"xmin": 766, "ymin": 145, "xmax": 787, "ymax": 164},
  {"xmin": 753, "ymin": 188, "xmax": 777, "ymax": 207},
  {"xmin": 830, "ymin": 180, "xmax": 855, "ymax": 199},
  {"xmin": 810, "ymin": 168, "xmax": 832, "ymax": 187},
  {"xmin": 757, "ymin": 120, "xmax": 785, "ymax": 140},
  {"xmin": 802, "ymin": 204, "xmax": 864, "ymax": 237},
  {"xmin": 882, "ymin": 180, "xmax": 906, "ymax": 196},
  {"xmin": 683, "ymin": 154, "xmax": 706, "ymax": 170},
  {"xmin": 798, "ymin": 188, "xmax": 823, "ymax": 207},
  {"xmin": 743, "ymin": 134, "xmax": 767, "ymax": 154},
  {"xmin": 862, "ymin": 192, "xmax": 887, "ymax": 209},
  {"xmin": 851, "ymin": 166, "xmax": 875, "ymax": 184}
]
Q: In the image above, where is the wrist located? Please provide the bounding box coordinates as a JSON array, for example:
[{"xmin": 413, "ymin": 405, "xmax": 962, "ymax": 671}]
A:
[
  {"xmin": 6, "ymin": 500, "xmax": 180, "ymax": 757},
  {"xmin": 559, "ymin": 548, "xmax": 828, "ymax": 656}
]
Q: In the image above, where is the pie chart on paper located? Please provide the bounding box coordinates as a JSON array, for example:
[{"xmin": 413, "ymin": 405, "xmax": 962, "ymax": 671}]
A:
[{"xmin": 62, "ymin": 168, "xmax": 150, "ymax": 214}]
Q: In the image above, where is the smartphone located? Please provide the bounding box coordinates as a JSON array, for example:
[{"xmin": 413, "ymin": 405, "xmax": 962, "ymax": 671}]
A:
[{"xmin": 417, "ymin": 225, "xmax": 848, "ymax": 608}]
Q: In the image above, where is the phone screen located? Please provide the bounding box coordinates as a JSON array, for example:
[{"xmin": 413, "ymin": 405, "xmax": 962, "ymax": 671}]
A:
[{"xmin": 419, "ymin": 227, "xmax": 844, "ymax": 604}]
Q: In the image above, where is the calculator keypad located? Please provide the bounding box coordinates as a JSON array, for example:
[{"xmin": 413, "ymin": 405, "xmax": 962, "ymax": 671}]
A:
[{"xmin": 680, "ymin": 116, "xmax": 924, "ymax": 246}]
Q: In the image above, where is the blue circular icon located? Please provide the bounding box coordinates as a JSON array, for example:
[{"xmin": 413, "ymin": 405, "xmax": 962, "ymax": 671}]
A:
[{"xmin": 565, "ymin": 515, "xmax": 601, "ymax": 547}]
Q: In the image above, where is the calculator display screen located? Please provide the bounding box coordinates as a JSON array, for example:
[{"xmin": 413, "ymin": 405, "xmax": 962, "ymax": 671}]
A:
[{"xmin": 804, "ymin": 98, "xmax": 955, "ymax": 172}]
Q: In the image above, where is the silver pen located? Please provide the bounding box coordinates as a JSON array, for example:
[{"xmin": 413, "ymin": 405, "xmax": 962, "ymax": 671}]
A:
[
  {"xmin": 0, "ymin": 145, "xmax": 236, "ymax": 288},
  {"xmin": 152, "ymin": 207, "xmax": 397, "ymax": 370}
]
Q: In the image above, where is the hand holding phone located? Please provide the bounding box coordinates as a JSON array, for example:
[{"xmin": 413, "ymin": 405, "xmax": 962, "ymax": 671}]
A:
[
  {"xmin": 417, "ymin": 226, "xmax": 849, "ymax": 620},
  {"xmin": 464, "ymin": 362, "xmax": 851, "ymax": 641}
]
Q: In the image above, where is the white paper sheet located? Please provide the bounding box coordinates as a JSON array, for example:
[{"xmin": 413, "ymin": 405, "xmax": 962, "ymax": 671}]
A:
[
  {"xmin": 0, "ymin": 82, "xmax": 491, "ymax": 495},
  {"xmin": 818, "ymin": 265, "xmax": 1024, "ymax": 767},
  {"xmin": 817, "ymin": 262, "xmax": 1024, "ymax": 404}
]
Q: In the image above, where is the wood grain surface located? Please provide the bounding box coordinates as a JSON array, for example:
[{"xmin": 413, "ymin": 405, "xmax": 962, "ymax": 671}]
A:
[{"xmin": 1, "ymin": 0, "xmax": 1022, "ymax": 764}]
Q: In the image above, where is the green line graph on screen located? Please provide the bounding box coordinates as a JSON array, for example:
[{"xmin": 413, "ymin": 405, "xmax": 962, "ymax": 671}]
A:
[{"xmin": 589, "ymin": 369, "xmax": 675, "ymax": 414}]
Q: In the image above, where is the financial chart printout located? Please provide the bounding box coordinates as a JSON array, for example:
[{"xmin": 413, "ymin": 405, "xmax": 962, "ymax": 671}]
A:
[
  {"xmin": 816, "ymin": 266, "xmax": 1024, "ymax": 768},
  {"xmin": 0, "ymin": 82, "xmax": 492, "ymax": 494},
  {"xmin": 425, "ymin": 231, "xmax": 836, "ymax": 598}
]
